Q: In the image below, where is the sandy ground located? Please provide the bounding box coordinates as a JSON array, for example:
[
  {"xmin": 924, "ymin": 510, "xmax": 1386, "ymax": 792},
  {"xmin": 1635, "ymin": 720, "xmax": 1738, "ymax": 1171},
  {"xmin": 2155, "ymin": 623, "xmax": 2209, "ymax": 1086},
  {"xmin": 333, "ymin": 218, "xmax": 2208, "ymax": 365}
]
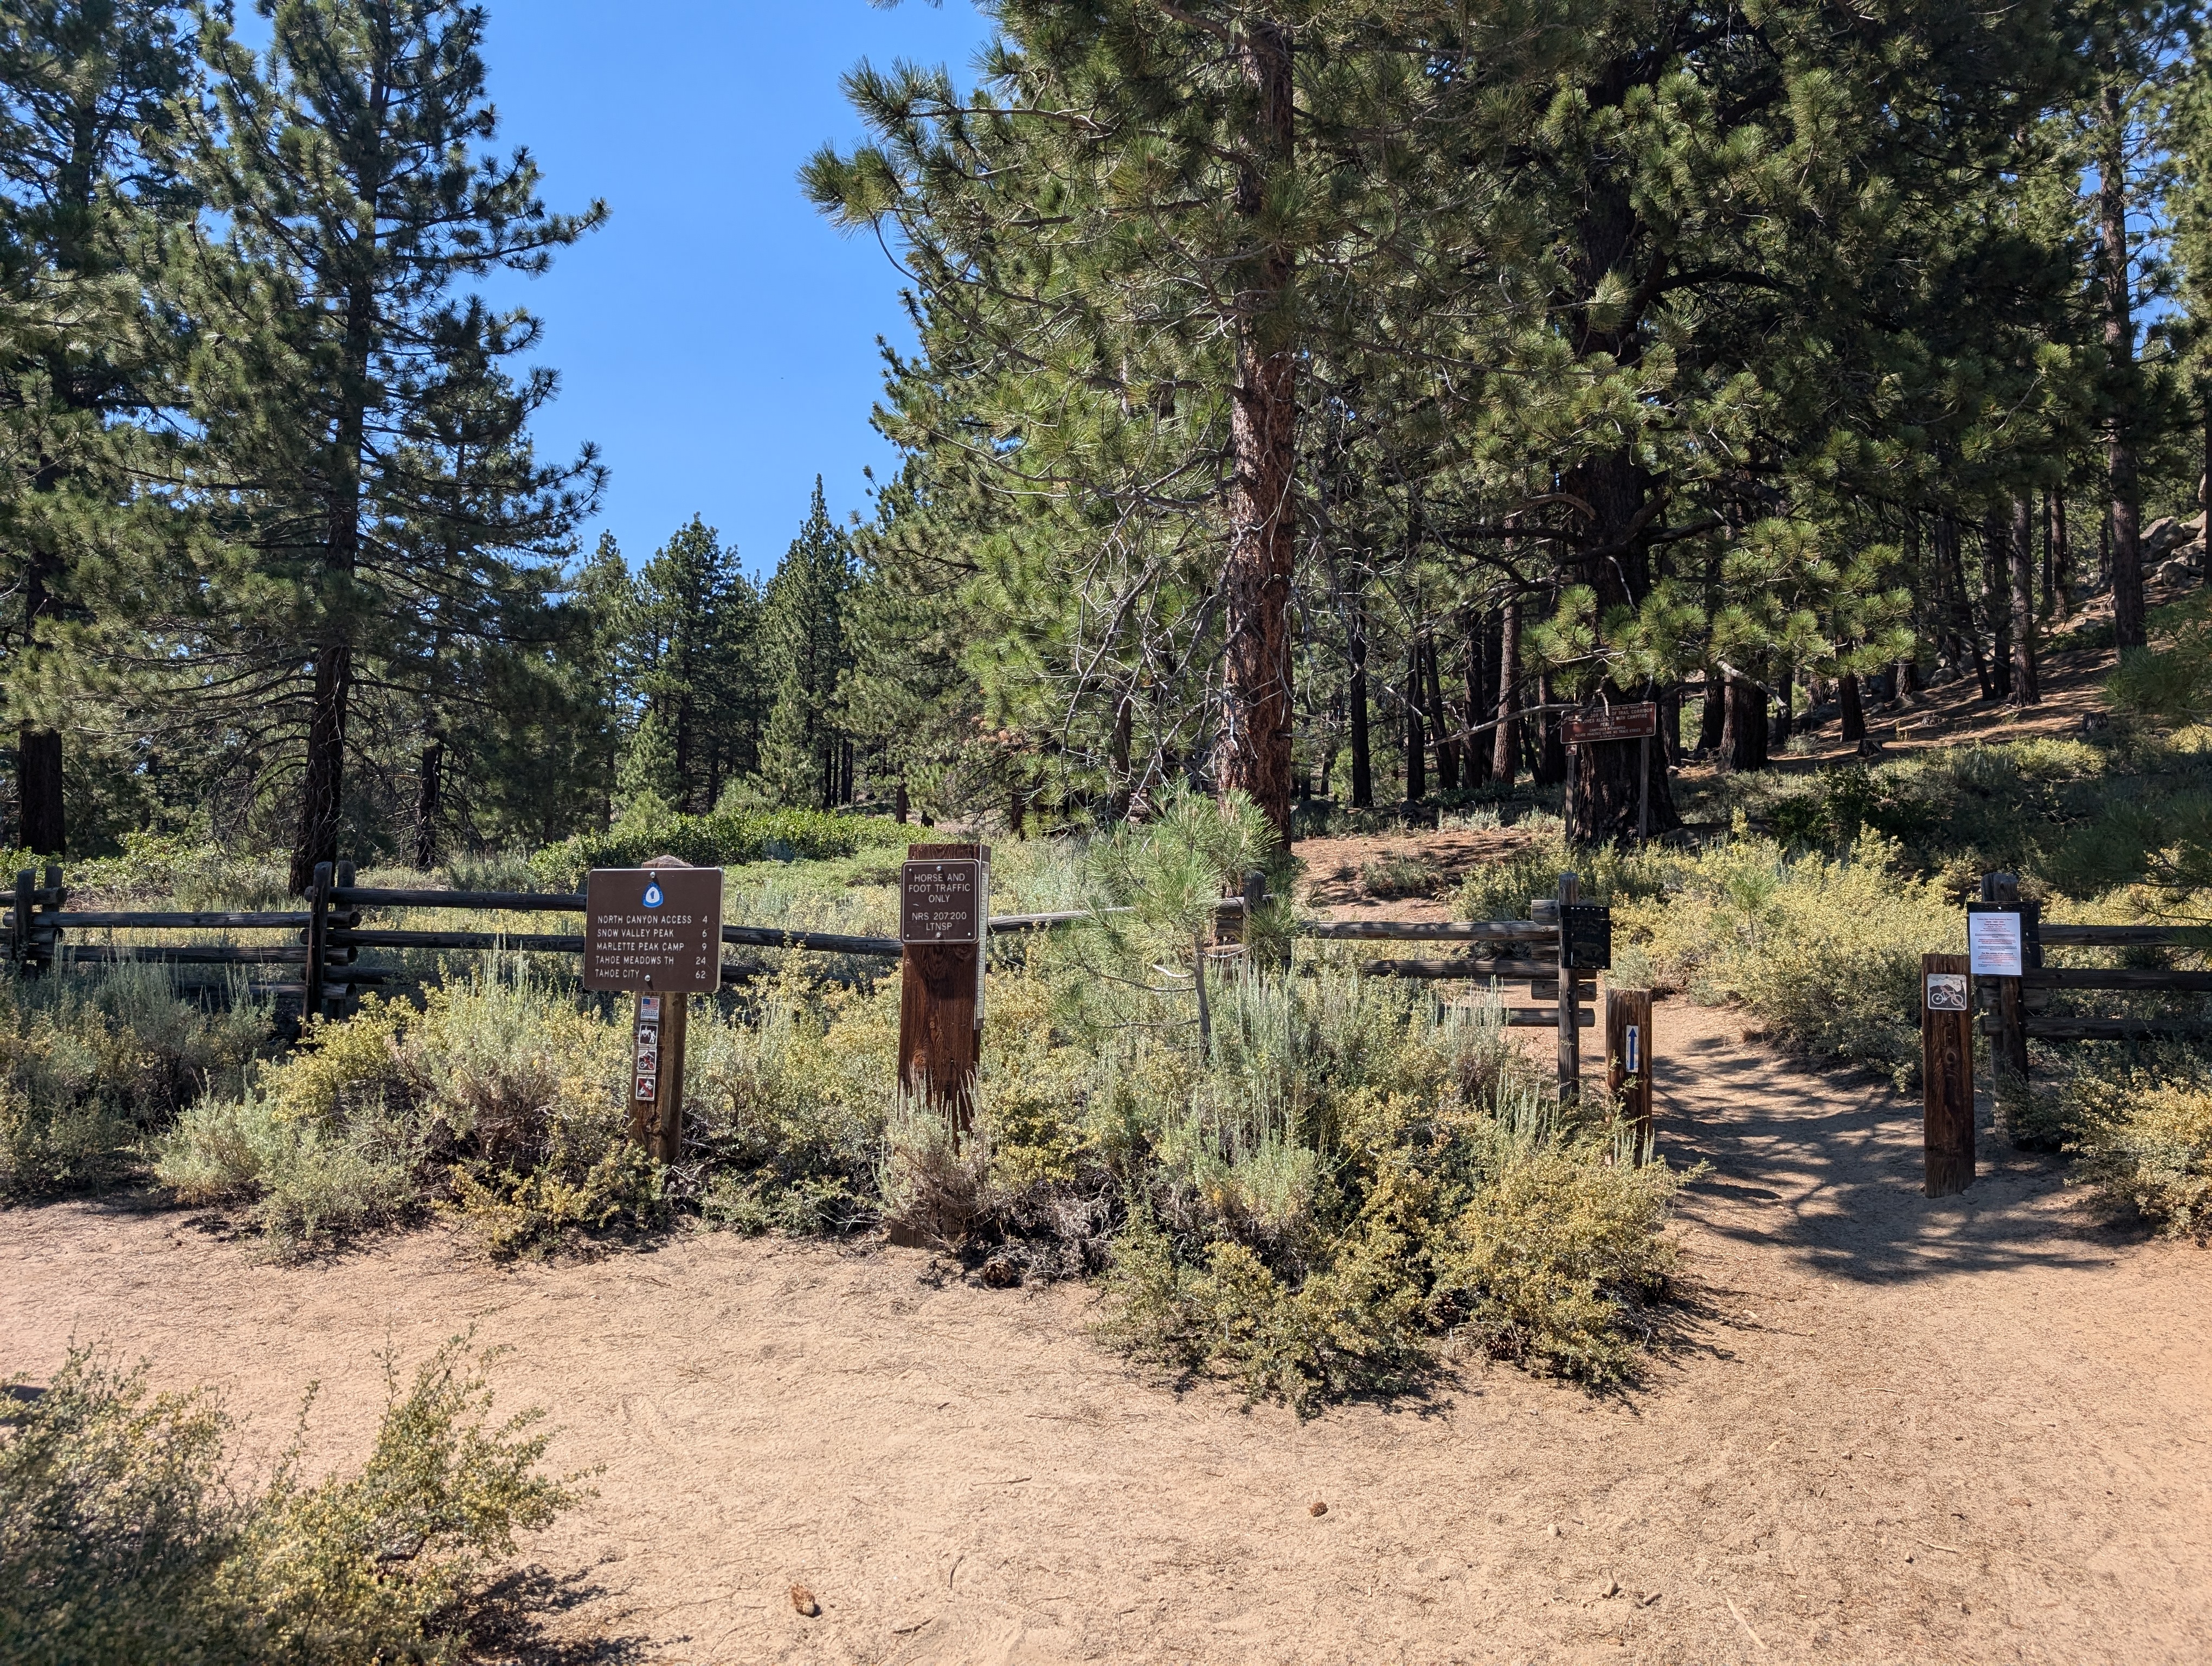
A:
[{"xmin": 6, "ymin": 999, "xmax": 2209, "ymax": 1665}]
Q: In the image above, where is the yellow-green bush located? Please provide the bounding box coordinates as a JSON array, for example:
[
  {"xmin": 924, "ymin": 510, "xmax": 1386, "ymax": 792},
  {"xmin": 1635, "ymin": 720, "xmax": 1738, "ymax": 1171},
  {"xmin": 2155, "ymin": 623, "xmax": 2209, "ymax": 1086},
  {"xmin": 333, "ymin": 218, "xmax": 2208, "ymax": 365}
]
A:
[
  {"xmin": 2049, "ymin": 1067, "xmax": 2212, "ymax": 1235},
  {"xmin": 1623, "ymin": 834, "xmax": 1954, "ymax": 1087},
  {"xmin": 0, "ymin": 964, "xmax": 274, "ymax": 1197},
  {"xmin": 0, "ymin": 1337, "xmax": 578, "ymax": 1665}
]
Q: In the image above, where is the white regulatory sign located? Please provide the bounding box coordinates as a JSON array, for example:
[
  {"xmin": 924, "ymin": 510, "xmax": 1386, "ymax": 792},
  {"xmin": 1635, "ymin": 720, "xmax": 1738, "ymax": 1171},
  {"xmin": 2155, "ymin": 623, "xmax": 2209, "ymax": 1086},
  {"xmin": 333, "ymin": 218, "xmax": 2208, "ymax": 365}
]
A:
[
  {"xmin": 1925, "ymin": 972, "xmax": 1969, "ymax": 1011},
  {"xmin": 1968, "ymin": 912, "xmax": 2023, "ymax": 978}
]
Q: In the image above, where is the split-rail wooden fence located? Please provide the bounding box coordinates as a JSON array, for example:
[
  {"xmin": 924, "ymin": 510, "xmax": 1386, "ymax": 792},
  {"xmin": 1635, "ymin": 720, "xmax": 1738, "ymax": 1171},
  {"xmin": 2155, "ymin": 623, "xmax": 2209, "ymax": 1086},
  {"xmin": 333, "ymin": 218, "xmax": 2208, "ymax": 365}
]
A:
[
  {"xmin": 5, "ymin": 858, "xmax": 1635, "ymax": 1113},
  {"xmin": 1920, "ymin": 870, "xmax": 2209, "ymax": 1197}
]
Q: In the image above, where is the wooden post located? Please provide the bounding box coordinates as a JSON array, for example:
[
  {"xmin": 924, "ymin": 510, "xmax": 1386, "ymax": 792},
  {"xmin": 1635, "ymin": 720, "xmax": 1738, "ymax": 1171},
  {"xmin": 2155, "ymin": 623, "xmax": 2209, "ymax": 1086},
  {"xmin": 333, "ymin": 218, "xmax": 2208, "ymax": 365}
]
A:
[
  {"xmin": 1607, "ymin": 985, "xmax": 1655, "ymax": 1160},
  {"xmin": 12, "ymin": 869, "xmax": 32, "ymax": 971},
  {"xmin": 633, "ymin": 854, "xmax": 703, "ymax": 1164},
  {"xmin": 1637, "ymin": 733, "xmax": 1651, "ymax": 843},
  {"xmin": 1922, "ymin": 951, "xmax": 1975, "ymax": 1196},
  {"xmin": 330, "ymin": 860, "xmax": 358, "ymax": 1020},
  {"xmin": 899, "ymin": 841, "xmax": 987, "ymax": 1136},
  {"xmin": 1555, "ymin": 872, "xmax": 1581, "ymax": 1100},
  {"xmin": 1976, "ymin": 872, "xmax": 2033, "ymax": 1112},
  {"xmin": 303, "ymin": 860, "xmax": 332, "ymax": 1024}
]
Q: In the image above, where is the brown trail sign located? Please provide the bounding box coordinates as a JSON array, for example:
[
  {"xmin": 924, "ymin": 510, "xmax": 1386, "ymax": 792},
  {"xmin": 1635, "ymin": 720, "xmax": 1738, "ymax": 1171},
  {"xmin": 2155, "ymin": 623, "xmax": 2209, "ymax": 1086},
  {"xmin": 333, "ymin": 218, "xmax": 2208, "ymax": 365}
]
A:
[
  {"xmin": 1563, "ymin": 702, "xmax": 1660, "ymax": 841},
  {"xmin": 584, "ymin": 860, "xmax": 723, "ymax": 1164},
  {"xmin": 899, "ymin": 843, "xmax": 989, "ymax": 1137}
]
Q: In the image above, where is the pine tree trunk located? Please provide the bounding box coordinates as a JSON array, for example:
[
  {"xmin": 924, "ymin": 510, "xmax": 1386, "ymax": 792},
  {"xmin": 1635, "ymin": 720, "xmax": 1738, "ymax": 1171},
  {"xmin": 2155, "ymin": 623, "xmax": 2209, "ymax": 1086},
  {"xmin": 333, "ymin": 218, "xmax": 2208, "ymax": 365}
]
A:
[
  {"xmin": 2052, "ymin": 493, "xmax": 2070, "ymax": 616},
  {"xmin": 1214, "ymin": 19, "xmax": 1296, "ymax": 836},
  {"xmin": 292, "ymin": 644, "xmax": 353, "ymax": 894},
  {"xmin": 1721, "ymin": 671, "xmax": 1769, "ymax": 772},
  {"xmin": 895, "ymin": 779, "xmax": 909, "ymax": 824},
  {"xmin": 1770, "ymin": 667, "xmax": 1794, "ymax": 751},
  {"xmin": 1109, "ymin": 693, "xmax": 1133, "ymax": 818},
  {"xmin": 1698, "ymin": 668, "xmax": 1726, "ymax": 753},
  {"xmin": 1658, "ymin": 682, "xmax": 1682, "ymax": 768},
  {"xmin": 17, "ymin": 727, "xmax": 63, "ymax": 855},
  {"xmin": 2010, "ymin": 495, "xmax": 2040, "ymax": 705},
  {"xmin": 1839, "ymin": 671, "xmax": 1866, "ymax": 743},
  {"xmin": 1347, "ymin": 593, "xmax": 1372, "ymax": 808},
  {"xmin": 2101, "ymin": 85, "xmax": 2145, "ymax": 650},
  {"xmin": 1404, "ymin": 641, "xmax": 1425, "ymax": 803},
  {"xmin": 1462, "ymin": 610, "xmax": 1491, "ymax": 786},
  {"xmin": 1896, "ymin": 657, "xmax": 1919, "ymax": 702},
  {"xmin": 1491, "ymin": 597, "xmax": 1521, "ymax": 785},
  {"xmin": 1534, "ymin": 674, "xmax": 1566, "ymax": 786},
  {"xmin": 414, "ymin": 736, "xmax": 445, "ymax": 870},
  {"xmin": 1984, "ymin": 513, "xmax": 2012, "ymax": 701},
  {"xmin": 1423, "ymin": 636, "xmax": 1457, "ymax": 791},
  {"xmin": 16, "ymin": 554, "xmax": 63, "ymax": 854}
]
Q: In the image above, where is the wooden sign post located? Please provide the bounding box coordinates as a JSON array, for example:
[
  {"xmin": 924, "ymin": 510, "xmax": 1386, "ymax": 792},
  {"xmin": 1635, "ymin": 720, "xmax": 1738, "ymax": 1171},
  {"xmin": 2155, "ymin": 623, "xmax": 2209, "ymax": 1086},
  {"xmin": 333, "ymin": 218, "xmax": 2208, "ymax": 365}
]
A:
[
  {"xmin": 1606, "ymin": 986, "xmax": 1655, "ymax": 1161},
  {"xmin": 583, "ymin": 858, "xmax": 724, "ymax": 1164},
  {"xmin": 898, "ymin": 842, "xmax": 989, "ymax": 1137},
  {"xmin": 1563, "ymin": 702, "xmax": 1660, "ymax": 842},
  {"xmin": 1921, "ymin": 952, "xmax": 1975, "ymax": 1196}
]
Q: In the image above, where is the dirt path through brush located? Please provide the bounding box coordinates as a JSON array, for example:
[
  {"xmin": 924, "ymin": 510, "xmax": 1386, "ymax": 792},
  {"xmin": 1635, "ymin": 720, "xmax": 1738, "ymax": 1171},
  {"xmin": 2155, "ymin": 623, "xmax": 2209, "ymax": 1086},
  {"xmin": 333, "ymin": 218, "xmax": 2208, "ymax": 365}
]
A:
[{"xmin": 5, "ymin": 999, "xmax": 2209, "ymax": 1665}]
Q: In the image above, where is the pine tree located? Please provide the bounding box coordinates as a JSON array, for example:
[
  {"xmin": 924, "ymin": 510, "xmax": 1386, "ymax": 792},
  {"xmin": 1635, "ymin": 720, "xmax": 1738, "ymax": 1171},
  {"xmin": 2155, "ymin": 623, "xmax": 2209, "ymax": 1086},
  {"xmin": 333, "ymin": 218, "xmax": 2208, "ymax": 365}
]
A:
[
  {"xmin": 168, "ymin": 0, "xmax": 604, "ymax": 891},
  {"xmin": 757, "ymin": 479, "xmax": 851, "ymax": 809},
  {"xmin": 629, "ymin": 515, "xmax": 757, "ymax": 812},
  {"xmin": 0, "ymin": 0, "xmax": 191, "ymax": 853}
]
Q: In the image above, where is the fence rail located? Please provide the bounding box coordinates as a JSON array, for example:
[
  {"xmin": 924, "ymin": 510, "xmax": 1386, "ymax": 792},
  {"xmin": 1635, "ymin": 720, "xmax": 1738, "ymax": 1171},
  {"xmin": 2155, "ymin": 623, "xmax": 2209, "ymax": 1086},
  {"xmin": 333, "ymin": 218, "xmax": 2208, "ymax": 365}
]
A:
[{"xmin": 3, "ymin": 858, "xmax": 1614, "ymax": 1094}]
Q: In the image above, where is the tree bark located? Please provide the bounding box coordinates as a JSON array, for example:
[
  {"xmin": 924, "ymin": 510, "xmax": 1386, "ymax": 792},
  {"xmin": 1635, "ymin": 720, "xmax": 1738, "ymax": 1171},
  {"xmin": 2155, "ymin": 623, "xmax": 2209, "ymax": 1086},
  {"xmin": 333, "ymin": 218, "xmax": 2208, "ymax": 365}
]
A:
[
  {"xmin": 413, "ymin": 735, "xmax": 445, "ymax": 870},
  {"xmin": 1533, "ymin": 673, "xmax": 1566, "ymax": 786},
  {"xmin": 1722, "ymin": 671, "xmax": 1769, "ymax": 772},
  {"xmin": 1698, "ymin": 668, "xmax": 1726, "ymax": 753},
  {"xmin": 1404, "ymin": 640, "xmax": 1425, "ymax": 803},
  {"xmin": 1984, "ymin": 512, "xmax": 2012, "ymax": 701},
  {"xmin": 2101, "ymin": 82, "xmax": 2145, "ymax": 651},
  {"xmin": 1423, "ymin": 635, "xmax": 1457, "ymax": 791},
  {"xmin": 1770, "ymin": 666, "xmax": 1795, "ymax": 751},
  {"xmin": 1214, "ymin": 20, "xmax": 1297, "ymax": 835},
  {"xmin": 1462, "ymin": 610, "xmax": 1491, "ymax": 786},
  {"xmin": 1347, "ymin": 591, "xmax": 1372, "ymax": 808},
  {"xmin": 292, "ymin": 644, "xmax": 353, "ymax": 894},
  {"xmin": 1838, "ymin": 671, "xmax": 1866, "ymax": 743},
  {"xmin": 1491, "ymin": 596, "xmax": 1520, "ymax": 784},
  {"xmin": 2010, "ymin": 495, "xmax": 2040, "ymax": 706}
]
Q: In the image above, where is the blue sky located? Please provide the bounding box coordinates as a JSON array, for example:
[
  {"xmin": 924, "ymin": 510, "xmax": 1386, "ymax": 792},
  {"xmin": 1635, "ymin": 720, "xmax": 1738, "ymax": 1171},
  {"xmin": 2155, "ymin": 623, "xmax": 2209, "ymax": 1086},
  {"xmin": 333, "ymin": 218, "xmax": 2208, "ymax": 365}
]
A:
[{"xmin": 472, "ymin": 1, "xmax": 991, "ymax": 580}]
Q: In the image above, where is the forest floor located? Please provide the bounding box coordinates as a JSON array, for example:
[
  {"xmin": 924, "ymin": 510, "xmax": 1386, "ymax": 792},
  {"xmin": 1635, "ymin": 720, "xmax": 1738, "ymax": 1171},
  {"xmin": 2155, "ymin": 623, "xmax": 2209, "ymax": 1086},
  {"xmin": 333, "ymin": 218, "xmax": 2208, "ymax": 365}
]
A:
[{"xmin": 8, "ymin": 995, "xmax": 2209, "ymax": 1665}]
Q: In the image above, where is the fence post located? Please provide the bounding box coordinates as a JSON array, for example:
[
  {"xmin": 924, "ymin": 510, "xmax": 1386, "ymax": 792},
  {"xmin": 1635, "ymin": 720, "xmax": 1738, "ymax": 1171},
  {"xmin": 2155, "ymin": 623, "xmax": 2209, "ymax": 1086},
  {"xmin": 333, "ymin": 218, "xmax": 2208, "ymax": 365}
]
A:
[
  {"xmin": 330, "ymin": 861, "xmax": 358, "ymax": 1020},
  {"xmin": 303, "ymin": 861, "xmax": 332, "ymax": 1024},
  {"xmin": 12, "ymin": 869, "xmax": 33, "ymax": 972},
  {"xmin": 1555, "ymin": 872, "xmax": 1581, "ymax": 1100},
  {"xmin": 1977, "ymin": 872, "xmax": 2033, "ymax": 1118},
  {"xmin": 1922, "ymin": 951, "xmax": 1975, "ymax": 1196},
  {"xmin": 1607, "ymin": 985, "xmax": 1655, "ymax": 1160}
]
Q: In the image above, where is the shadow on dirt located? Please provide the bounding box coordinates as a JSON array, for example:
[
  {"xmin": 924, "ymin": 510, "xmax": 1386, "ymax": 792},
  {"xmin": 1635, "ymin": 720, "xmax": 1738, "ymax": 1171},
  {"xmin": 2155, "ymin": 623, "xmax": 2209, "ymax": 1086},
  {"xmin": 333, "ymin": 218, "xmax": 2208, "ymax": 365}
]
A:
[{"xmin": 1653, "ymin": 1016, "xmax": 2132, "ymax": 1285}]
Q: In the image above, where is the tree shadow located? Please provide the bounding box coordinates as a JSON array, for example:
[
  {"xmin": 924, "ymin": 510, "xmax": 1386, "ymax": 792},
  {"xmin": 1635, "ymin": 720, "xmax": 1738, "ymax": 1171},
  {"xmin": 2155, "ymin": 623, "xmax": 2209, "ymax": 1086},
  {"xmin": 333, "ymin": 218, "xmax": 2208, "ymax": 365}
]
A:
[
  {"xmin": 458, "ymin": 1563, "xmax": 652, "ymax": 1665},
  {"xmin": 1652, "ymin": 1022, "xmax": 2123, "ymax": 1285}
]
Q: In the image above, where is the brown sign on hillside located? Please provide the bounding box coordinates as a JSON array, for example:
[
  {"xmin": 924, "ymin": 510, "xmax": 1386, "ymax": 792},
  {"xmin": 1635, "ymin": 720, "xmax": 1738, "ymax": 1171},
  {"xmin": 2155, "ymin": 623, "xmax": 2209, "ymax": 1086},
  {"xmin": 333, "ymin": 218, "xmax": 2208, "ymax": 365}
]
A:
[
  {"xmin": 583, "ymin": 866, "xmax": 724, "ymax": 992},
  {"xmin": 901, "ymin": 857, "xmax": 983, "ymax": 945},
  {"xmin": 1563, "ymin": 703, "xmax": 1658, "ymax": 745}
]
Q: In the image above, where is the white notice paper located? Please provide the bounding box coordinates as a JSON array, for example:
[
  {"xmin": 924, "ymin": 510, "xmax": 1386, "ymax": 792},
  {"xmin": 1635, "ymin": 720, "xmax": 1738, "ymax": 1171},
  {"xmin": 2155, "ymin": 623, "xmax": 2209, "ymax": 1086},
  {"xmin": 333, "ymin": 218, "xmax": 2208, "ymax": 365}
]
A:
[{"xmin": 1969, "ymin": 912, "xmax": 2023, "ymax": 978}]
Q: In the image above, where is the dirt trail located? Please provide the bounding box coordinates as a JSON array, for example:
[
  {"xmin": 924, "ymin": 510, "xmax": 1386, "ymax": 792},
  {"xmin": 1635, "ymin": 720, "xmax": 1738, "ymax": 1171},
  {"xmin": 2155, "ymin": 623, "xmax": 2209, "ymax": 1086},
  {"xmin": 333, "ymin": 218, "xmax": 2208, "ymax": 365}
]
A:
[{"xmin": 5, "ymin": 999, "xmax": 2209, "ymax": 1666}]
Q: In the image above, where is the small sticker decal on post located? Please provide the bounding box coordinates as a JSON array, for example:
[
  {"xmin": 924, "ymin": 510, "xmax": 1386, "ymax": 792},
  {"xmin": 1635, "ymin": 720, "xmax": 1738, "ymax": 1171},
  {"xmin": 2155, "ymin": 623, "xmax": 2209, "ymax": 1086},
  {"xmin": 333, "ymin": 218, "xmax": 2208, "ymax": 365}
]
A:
[
  {"xmin": 1925, "ymin": 972, "xmax": 1969, "ymax": 1011},
  {"xmin": 640, "ymin": 995, "xmax": 662, "ymax": 1022},
  {"xmin": 1625, "ymin": 1024, "xmax": 1641, "ymax": 1075},
  {"xmin": 1968, "ymin": 912, "xmax": 2023, "ymax": 978}
]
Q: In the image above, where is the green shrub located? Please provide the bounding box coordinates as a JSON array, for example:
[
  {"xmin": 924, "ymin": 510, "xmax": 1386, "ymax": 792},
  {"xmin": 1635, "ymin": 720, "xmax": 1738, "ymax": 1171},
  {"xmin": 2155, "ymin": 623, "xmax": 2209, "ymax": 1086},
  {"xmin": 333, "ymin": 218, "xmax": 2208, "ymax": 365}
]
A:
[
  {"xmin": 1455, "ymin": 831, "xmax": 1671, "ymax": 922},
  {"xmin": 1625, "ymin": 835, "xmax": 1954, "ymax": 1087},
  {"xmin": 0, "ymin": 964, "xmax": 274, "ymax": 1199},
  {"xmin": 1360, "ymin": 851, "xmax": 1445, "ymax": 899},
  {"xmin": 2049, "ymin": 1066, "xmax": 2212, "ymax": 1235},
  {"xmin": 528, "ymin": 803, "xmax": 908, "ymax": 889},
  {"xmin": 0, "ymin": 1337, "xmax": 578, "ymax": 1665}
]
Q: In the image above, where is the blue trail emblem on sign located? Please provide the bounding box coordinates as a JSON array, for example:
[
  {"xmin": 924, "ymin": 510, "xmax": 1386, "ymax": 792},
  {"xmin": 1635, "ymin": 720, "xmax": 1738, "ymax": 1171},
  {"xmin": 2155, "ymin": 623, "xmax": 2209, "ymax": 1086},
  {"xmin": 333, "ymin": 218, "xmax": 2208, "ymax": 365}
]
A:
[{"xmin": 642, "ymin": 881, "xmax": 664, "ymax": 908}]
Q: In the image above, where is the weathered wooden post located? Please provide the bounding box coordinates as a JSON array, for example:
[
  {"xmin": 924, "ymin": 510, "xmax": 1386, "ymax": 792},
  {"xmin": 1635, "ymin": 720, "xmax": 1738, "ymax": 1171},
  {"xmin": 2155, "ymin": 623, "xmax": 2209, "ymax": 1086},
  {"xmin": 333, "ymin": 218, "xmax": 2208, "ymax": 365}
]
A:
[
  {"xmin": 1607, "ymin": 985, "xmax": 1655, "ymax": 1160},
  {"xmin": 1921, "ymin": 952, "xmax": 1975, "ymax": 1196},
  {"xmin": 1555, "ymin": 872, "xmax": 1582, "ymax": 1099},
  {"xmin": 11, "ymin": 869, "xmax": 33, "ymax": 970},
  {"xmin": 303, "ymin": 860, "xmax": 333, "ymax": 1022},
  {"xmin": 583, "ymin": 857, "xmax": 724, "ymax": 1165},
  {"xmin": 898, "ymin": 841, "xmax": 989, "ymax": 1137},
  {"xmin": 1969, "ymin": 873, "xmax": 2036, "ymax": 1117}
]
